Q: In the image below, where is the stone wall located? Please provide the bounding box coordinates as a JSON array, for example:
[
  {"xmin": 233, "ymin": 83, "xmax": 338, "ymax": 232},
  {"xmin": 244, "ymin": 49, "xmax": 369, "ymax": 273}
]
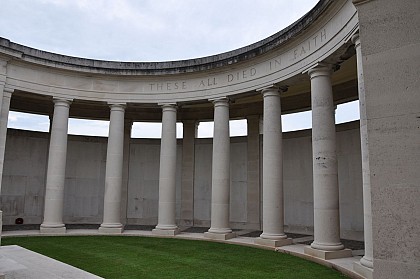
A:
[
  {"xmin": 0, "ymin": 121, "xmax": 363, "ymax": 239},
  {"xmin": 354, "ymin": 0, "xmax": 420, "ymax": 277}
]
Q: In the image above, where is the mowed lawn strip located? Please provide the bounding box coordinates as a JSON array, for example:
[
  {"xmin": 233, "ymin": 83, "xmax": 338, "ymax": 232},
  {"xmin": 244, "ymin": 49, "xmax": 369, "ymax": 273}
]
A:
[{"xmin": 2, "ymin": 236, "xmax": 348, "ymax": 279}]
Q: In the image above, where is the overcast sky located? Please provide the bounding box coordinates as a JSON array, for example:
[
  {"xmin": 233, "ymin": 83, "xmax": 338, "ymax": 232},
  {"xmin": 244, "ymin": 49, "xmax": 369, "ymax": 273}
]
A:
[{"xmin": 0, "ymin": 0, "xmax": 359, "ymax": 137}]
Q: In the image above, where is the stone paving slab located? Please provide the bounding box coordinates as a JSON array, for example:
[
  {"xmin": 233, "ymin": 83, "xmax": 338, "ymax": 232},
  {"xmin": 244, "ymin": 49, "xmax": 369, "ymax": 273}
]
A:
[{"xmin": 0, "ymin": 245, "xmax": 103, "ymax": 279}]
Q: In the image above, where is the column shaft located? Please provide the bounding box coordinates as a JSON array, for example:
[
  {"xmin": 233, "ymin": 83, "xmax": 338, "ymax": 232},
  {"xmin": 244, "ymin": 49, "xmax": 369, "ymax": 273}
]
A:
[
  {"xmin": 153, "ymin": 104, "xmax": 179, "ymax": 235},
  {"xmin": 120, "ymin": 120, "xmax": 133, "ymax": 225},
  {"xmin": 180, "ymin": 120, "xmax": 197, "ymax": 227},
  {"xmin": 205, "ymin": 98, "xmax": 235, "ymax": 240},
  {"xmin": 255, "ymin": 88, "xmax": 292, "ymax": 248},
  {"xmin": 352, "ymin": 33, "xmax": 374, "ymax": 269},
  {"xmin": 246, "ymin": 115, "xmax": 260, "ymax": 228},
  {"xmin": 0, "ymin": 210, "xmax": 2, "ymax": 246},
  {"xmin": 261, "ymin": 88, "xmax": 287, "ymax": 239},
  {"xmin": 0, "ymin": 88, "xmax": 12, "ymax": 195},
  {"xmin": 41, "ymin": 98, "xmax": 71, "ymax": 234},
  {"xmin": 100, "ymin": 104, "xmax": 125, "ymax": 234},
  {"xmin": 309, "ymin": 66, "xmax": 344, "ymax": 251}
]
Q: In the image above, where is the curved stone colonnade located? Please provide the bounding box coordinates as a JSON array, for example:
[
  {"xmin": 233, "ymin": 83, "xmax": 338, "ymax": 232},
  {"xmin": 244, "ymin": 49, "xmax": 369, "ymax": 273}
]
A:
[
  {"xmin": 0, "ymin": 0, "xmax": 366, "ymax": 272},
  {"xmin": 1, "ymin": 0, "xmax": 419, "ymax": 278}
]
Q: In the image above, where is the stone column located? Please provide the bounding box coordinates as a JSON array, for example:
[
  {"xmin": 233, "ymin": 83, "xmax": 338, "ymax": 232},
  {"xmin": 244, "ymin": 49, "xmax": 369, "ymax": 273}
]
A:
[
  {"xmin": 0, "ymin": 64, "xmax": 10, "ymax": 252},
  {"xmin": 352, "ymin": 2, "xmax": 419, "ymax": 278},
  {"xmin": 0, "ymin": 60, "xmax": 9, "ymax": 194},
  {"xmin": 0, "ymin": 88, "xmax": 12, "ymax": 195},
  {"xmin": 99, "ymin": 104, "xmax": 126, "ymax": 234},
  {"xmin": 180, "ymin": 120, "xmax": 198, "ymax": 227},
  {"xmin": 246, "ymin": 115, "xmax": 261, "ymax": 229},
  {"xmin": 205, "ymin": 98, "xmax": 235, "ymax": 240},
  {"xmin": 0, "ymin": 210, "xmax": 2, "ymax": 246},
  {"xmin": 40, "ymin": 98, "xmax": 71, "ymax": 234},
  {"xmin": 304, "ymin": 65, "xmax": 351, "ymax": 259},
  {"xmin": 0, "ymin": 60, "xmax": 7, "ymax": 126},
  {"xmin": 153, "ymin": 104, "xmax": 179, "ymax": 236},
  {"xmin": 120, "ymin": 120, "xmax": 133, "ymax": 225},
  {"xmin": 352, "ymin": 33, "xmax": 374, "ymax": 276},
  {"xmin": 255, "ymin": 87, "xmax": 292, "ymax": 247}
]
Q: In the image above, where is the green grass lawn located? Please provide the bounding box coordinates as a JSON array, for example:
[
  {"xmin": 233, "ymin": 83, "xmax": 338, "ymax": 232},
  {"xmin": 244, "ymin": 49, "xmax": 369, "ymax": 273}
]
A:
[{"xmin": 2, "ymin": 236, "xmax": 348, "ymax": 279}]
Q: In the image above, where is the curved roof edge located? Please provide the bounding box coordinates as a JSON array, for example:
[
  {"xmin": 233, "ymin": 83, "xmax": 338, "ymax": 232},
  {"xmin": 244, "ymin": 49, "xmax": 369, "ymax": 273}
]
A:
[{"xmin": 0, "ymin": 0, "xmax": 330, "ymax": 74}]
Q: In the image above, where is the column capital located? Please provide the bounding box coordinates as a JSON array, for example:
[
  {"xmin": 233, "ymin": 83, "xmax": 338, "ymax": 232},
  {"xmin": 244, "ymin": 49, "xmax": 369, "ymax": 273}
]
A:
[
  {"xmin": 210, "ymin": 97, "xmax": 229, "ymax": 107},
  {"xmin": 160, "ymin": 103, "xmax": 177, "ymax": 112},
  {"xmin": 351, "ymin": 33, "xmax": 361, "ymax": 49},
  {"xmin": 53, "ymin": 98, "xmax": 72, "ymax": 107},
  {"xmin": 262, "ymin": 88, "xmax": 280, "ymax": 99},
  {"xmin": 307, "ymin": 63, "xmax": 333, "ymax": 79},
  {"xmin": 3, "ymin": 87, "xmax": 14, "ymax": 97},
  {"xmin": 109, "ymin": 103, "xmax": 126, "ymax": 112},
  {"xmin": 261, "ymin": 86, "xmax": 279, "ymax": 96},
  {"xmin": 258, "ymin": 85, "xmax": 288, "ymax": 96}
]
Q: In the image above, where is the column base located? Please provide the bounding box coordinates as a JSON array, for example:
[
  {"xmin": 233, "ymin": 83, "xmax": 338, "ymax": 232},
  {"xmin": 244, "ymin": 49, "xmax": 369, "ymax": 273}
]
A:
[
  {"xmin": 152, "ymin": 228, "xmax": 180, "ymax": 236},
  {"xmin": 99, "ymin": 225, "xmax": 124, "ymax": 234},
  {"xmin": 360, "ymin": 256, "xmax": 374, "ymax": 269},
  {"xmin": 304, "ymin": 246, "xmax": 352, "ymax": 260},
  {"xmin": 40, "ymin": 225, "xmax": 66, "ymax": 234},
  {"xmin": 353, "ymin": 261, "xmax": 373, "ymax": 279},
  {"xmin": 255, "ymin": 237, "xmax": 293, "ymax": 248},
  {"xmin": 204, "ymin": 232, "xmax": 236, "ymax": 240}
]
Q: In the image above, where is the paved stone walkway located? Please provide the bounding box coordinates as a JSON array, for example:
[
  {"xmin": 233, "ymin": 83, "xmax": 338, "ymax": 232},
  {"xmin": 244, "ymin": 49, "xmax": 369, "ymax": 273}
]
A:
[{"xmin": 0, "ymin": 245, "xmax": 103, "ymax": 279}]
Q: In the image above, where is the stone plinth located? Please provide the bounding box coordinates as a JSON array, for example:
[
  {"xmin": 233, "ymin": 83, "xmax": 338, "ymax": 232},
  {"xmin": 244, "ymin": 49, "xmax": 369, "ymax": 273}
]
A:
[
  {"xmin": 255, "ymin": 237, "xmax": 292, "ymax": 248},
  {"xmin": 39, "ymin": 226, "xmax": 66, "ymax": 234},
  {"xmin": 204, "ymin": 232, "xmax": 236, "ymax": 240},
  {"xmin": 98, "ymin": 226, "xmax": 123, "ymax": 234},
  {"xmin": 152, "ymin": 228, "xmax": 180, "ymax": 236},
  {"xmin": 304, "ymin": 246, "xmax": 352, "ymax": 260}
]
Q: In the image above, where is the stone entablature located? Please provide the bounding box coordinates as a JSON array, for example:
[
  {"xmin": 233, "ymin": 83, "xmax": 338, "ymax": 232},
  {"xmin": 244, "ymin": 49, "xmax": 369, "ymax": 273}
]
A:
[{"xmin": 0, "ymin": 0, "xmax": 357, "ymax": 104}]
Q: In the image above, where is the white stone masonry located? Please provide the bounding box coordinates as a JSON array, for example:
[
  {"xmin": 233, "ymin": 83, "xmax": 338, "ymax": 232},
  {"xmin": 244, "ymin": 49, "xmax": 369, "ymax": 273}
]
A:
[
  {"xmin": 205, "ymin": 98, "xmax": 235, "ymax": 240},
  {"xmin": 304, "ymin": 65, "xmax": 352, "ymax": 259},
  {"xmin": 255, "ymin": 87, "xmax": 292, "ymax": 248},
  {"xmin": 99, "ymin": 104, "xmax": 126, "ymax": 234},
  {"xmin": 40, "ymin": 99, "xmax": 71, "ymax": 234},
  {"xmin": 153, "ymin": 104, "xmax": 179, "ymax": 236},
  {"xmin": 352, "ymin": 33, "xmax": 374, "ymax": 278}
]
